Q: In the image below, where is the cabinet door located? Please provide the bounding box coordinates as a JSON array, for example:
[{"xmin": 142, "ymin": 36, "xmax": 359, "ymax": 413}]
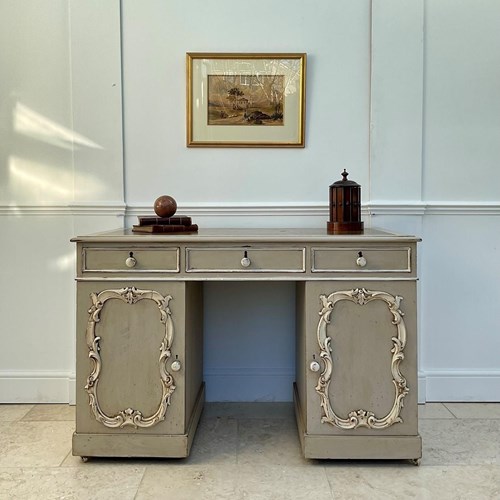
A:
[
  {"xmin": 75, "ymin": 281, "xmax": 188, "ymax": 436},
  {"xmin": 302, "ymin": 281, "xmax": 418, "ymax": 437}
]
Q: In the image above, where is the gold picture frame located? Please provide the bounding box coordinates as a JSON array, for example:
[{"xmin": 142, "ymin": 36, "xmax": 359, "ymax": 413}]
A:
[{"xmin": 186, "ymin": 53, "xmax": 306, "ymax": 148}]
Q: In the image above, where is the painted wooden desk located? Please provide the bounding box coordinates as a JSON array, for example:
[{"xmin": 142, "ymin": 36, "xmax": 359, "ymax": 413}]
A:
[{"xmin": 71, "ymin": 228, "xmax": 422, "ymax": 462}]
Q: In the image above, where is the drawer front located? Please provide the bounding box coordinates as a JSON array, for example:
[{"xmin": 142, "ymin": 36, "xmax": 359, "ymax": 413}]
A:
[
  {"xmin": 312, "ymin": 247, "xmax": 411, "ymax": 273},
  {"xmin": 83, "ymin": 247, "xmax": 180, "ymax": 273},
  {"xmin": 186, "ymin": 247, "xmax": 306, "ymax": 273}
]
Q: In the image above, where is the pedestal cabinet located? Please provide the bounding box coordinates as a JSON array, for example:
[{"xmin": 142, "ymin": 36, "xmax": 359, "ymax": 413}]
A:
[
  {"xmin": 295, "ymin": 280, "xmax": 420, "ymax": 460},
  {"xmin": 72, "ymin": 244, "xmax": 204, "ymax": 458},
  {"xmin": 72, "ymin": 227, "xmax": 421, "ymax": 461}
]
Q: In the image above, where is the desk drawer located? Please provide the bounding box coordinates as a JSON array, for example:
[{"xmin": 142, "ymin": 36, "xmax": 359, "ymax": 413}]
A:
[
  {"xmin": 312, "ymin": 247, "xmax": 411, "ymax": 273},
  {"xmin": 83, "ymin": 247, "xmax": 180, "ymax": 273},
  {"xmin": 186, "ymin": 247, "xmax": 306, "ymax": 273}
]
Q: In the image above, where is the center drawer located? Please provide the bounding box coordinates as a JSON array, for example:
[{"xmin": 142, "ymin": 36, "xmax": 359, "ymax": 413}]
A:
[{"xmin": 185, "ymin": 247, "xmax": 306, "ymax": 273}]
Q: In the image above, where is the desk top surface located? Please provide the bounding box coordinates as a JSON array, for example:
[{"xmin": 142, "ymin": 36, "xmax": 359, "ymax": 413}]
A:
[{"xmin": 72, "ymin": 227, "xmax": 420, "ymax": 244}]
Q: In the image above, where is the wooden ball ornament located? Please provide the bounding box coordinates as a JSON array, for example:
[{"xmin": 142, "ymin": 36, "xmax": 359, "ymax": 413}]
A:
[{"xmin": 154, "ymin": 195, "xmax": 177, "ymax": 218}]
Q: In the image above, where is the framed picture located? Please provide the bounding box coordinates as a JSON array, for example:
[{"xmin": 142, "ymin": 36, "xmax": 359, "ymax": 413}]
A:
[{"xmin": 186, "ymin": 53, "xmax": 306, "ymax": 148}]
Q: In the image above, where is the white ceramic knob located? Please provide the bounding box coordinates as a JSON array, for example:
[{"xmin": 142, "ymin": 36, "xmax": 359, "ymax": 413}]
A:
[
  {"xmin": 125, "ymin": 256, "xmax": 137, "ymax": 268},
  {"xmin": 356, "ymin": 256, "xmax": 367, "ymax": 267},
  {"xmin": 310, "ymin": 361, "xmax": 320, "ymax": 372},
  {"xmin": 171, "ymin": 360, "xmax": 181, "ymax": 372},
  {"xmin": 241, "ymin": 257, "xmax": 251, "ymax": 267}
]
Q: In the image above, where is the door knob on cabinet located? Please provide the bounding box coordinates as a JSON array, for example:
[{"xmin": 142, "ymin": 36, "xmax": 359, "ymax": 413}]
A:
[
  {"xmin": 241, "ymin": 251, "xmax": 251, "ymax": 268},
  {"xmin": 171, "ymin": 360, "xmax": 181, "ymax": 372},
  {"xmin": 356, "ymin": 251, "xmax": 367, "ymax": 268},
  {"xmin": 309, "ymin": 361, "xmax": 321, "ymax": 372},
  {"xmin": 125, "ymin": 252, "xmax": 137, "ymax": 268}
]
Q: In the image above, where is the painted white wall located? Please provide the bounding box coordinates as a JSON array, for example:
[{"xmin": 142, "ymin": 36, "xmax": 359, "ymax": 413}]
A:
[
  {"xmin": 203, "ymin": 282, "xmax": 296, "ymax": 402},
  {"xmin": 0, "ymin": 1, "xmax": 124, "ymax": 402},
  {"xmin": 1, "ymin": 0, "xmax": 499, "ymax": 403},
  {"xmin": 370, "ymin": 0, "xmax": 424, "ymax": 202},
  {"xmin": 69, "ymin": 0, "xmax": 125, "ymax": 205},
  {"xmin": 121, "ymin": 0, "xmax": 371, "ymax": 401},
  {"xmin": 423, "ymin": 0, "xmax": 500, "ymax": 201},
  {"xmin": 370, "ymin": 0, "xmax": 500, "ymax": 401},
  {"xmin": 0, "ymin": 1, "xmax": 74, "ymax": 402},
  {"xmin": 121, "ymin": 0, "xmax": 371, "ymax": 205},
  {"xmin": 0, "ymin": 1, "xmax": 73, "ymax": 204},
  {"xmin": 419, "ymin": 0, "xmax": 500, "ymax": 400}
]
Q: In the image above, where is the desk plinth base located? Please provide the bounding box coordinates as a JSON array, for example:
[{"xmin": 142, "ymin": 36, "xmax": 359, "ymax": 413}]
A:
[
  {"xmin": 293, "ymin": 384, "xmax": 422, "ymax": 461},
  {"xmin": 72, "ymin": 383, "xmax": 205, "ymax": 459}
]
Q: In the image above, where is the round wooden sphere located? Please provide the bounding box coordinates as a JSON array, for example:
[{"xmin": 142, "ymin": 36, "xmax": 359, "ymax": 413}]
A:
[{"xmin": 154, "ymin": 195, "xmax": 177, "ymax": 218}]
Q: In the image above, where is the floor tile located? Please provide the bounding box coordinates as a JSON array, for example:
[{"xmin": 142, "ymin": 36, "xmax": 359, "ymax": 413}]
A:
[
  {"xmin": 0, "ymin": 404, "xmax": 34, "ymax": 422},
  {"xmin": 185, "ymin": 416, "xmax": 238, "ymax": 465},
  {"xmin": 60, "ymin": 453, "xmax": 161, "ymax": 468},
  {"xmin": 0, "ymin": 465, "xmax": 145, "ymax": 500},
  {"xmin": 2, "ymin": 401, "xmax": 500, "ymax": 498},
  {"xmin": 418, "ymin": 403, "xmax": 455, "ymax": 419},
  {"xmin": 236, "ymin": 464, "xmax": 333, "ymax": 500},
  {"xmin": 0, "ymin": 421, "xmax": 74, "ymax": 467},
  {"xmin": 444, "ymin": 402, "xmax": 500, "ymax": 419},
  {"xmin": 61, "ymin": 452, "xmax": 92, "ymax": 467},
  {"xmin": 323, "ymin": 464, "xmax": 500, "ymax": 500},
  {"xmin": 420, "ymin": 418, "xmax": 500, "ymax": 465},
  {"xmin": 21, "ymin": 403, "xmax": 75, "ymax": 422},
  {"xmin": 237, "ymin": 417, "xmax": 305, "ymax": 466},
  {"xmin": 136, "ymin": 464, "xmax": 239, "ymax": 500},
  {"xmin": 137, "ymin": 463, "xmax": 334, "ymax": 500}
]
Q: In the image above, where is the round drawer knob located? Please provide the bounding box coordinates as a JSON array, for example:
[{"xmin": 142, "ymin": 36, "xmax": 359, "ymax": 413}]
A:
[
  {"xmin": 356, "ymin": 252, "xmax": 367, "ymax": 267},
  {"xmin": 241, "ymin": 257, "xmax": 251, "ymax": 268},
  {"xmin": 310, "ymin": 361, "xmax": 320, "ymax": 372},
  {"xmin": 125, "ymin": 256, "xmax": 137, "ymax": 268},
  {"xmin": 356, "ymin": 256, "xmax": 367, "ymax": 267},
  {"xmin": 171, "ymin": 360, "xmax": 181, "ymax": 372}
]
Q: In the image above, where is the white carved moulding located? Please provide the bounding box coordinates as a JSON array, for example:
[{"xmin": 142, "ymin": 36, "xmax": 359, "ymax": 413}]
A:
[
  {"xmin": 85, "ymin": 286, "xmax": 175, "ymax": 428},
  {"xmin": 316, "ymin": 287, "xmax": 409, "ymax": 430}
]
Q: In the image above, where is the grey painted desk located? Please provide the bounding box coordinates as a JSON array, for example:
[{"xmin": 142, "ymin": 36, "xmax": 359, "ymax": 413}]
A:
[{"xmin": 71, "ymin": 228, "xmax": 422, "ymax": 462}]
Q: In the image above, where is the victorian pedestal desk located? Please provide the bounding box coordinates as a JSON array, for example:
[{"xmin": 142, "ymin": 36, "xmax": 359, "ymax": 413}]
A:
[{"xmin": 71, "ymin": 228, "xmax": 422, "ymax": 462}]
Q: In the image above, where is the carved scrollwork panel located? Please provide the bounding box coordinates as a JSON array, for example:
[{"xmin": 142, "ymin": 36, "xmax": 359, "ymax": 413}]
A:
[
  {"xmin": 315, "ymin": 287, "xmax": 409, "ymax": 430},
  {"xmin": 85, "ymin": 286, "xmax": 176, "ymax": 429}
]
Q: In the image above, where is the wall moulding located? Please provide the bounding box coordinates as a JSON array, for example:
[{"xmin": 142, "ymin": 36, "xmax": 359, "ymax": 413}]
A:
[
  {"xmin": 2, "ymin": 370, "xmax": 498, "ymax": 404},
  {"xmin": 0, "ymin": 371, "xmax": 75, "ymax": 404},
  {"xmin": 2, "ymin": 202, "xmax": 499, "ymax": 218},
  {"xmin": 0, "ymin": 202, "xmax": 126, "ymax": 217},
  {"xmin": 420, "ymin": 371, "xmax": 500, "ymax": 402},
  {"xmin": 368, "ymin": 202, "xmax": 500, "ymax": 216},
  {"xmin": 126, "ymin": 201, "xmax": 500, "ymax": 219}
]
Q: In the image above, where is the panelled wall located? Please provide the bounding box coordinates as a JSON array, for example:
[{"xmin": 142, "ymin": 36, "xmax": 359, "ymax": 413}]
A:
[
  {"xmin": 1, "ymin": 0, "xmax": 498, "ymax": 403},
  {"xmin": 0, "ymin": 1, "xmax": 125, "ymax": 402}
]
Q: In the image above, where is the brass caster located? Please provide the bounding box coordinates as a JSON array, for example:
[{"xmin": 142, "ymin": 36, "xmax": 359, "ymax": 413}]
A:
[
  {"xmin": 81, "ymin": 456, "xmax": 89, "ymax": 463},
  {"xmin": 410, "ymin": 458, "xmax": 421, "ymax": 466}
]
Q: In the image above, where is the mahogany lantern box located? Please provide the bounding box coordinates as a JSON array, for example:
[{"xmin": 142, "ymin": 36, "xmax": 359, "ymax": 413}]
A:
[{"xmin": 327, "ymin": 169, "xmax": 364, "ymax": 234}]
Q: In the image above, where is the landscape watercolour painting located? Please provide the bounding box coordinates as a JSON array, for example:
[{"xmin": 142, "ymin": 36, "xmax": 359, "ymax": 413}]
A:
[
  {"xmin": 187, "ymin": 53, "xmax": 306, "ymax": 147},
  {"xmin": 207, "ymin": 74, "xmax": 284, "ymax": 126}
]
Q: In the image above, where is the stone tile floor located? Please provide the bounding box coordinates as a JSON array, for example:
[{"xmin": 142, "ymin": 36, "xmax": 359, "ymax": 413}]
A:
[{"xmin": 0, "ymin": 402, "xmax": 499, "ymax": 499}]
